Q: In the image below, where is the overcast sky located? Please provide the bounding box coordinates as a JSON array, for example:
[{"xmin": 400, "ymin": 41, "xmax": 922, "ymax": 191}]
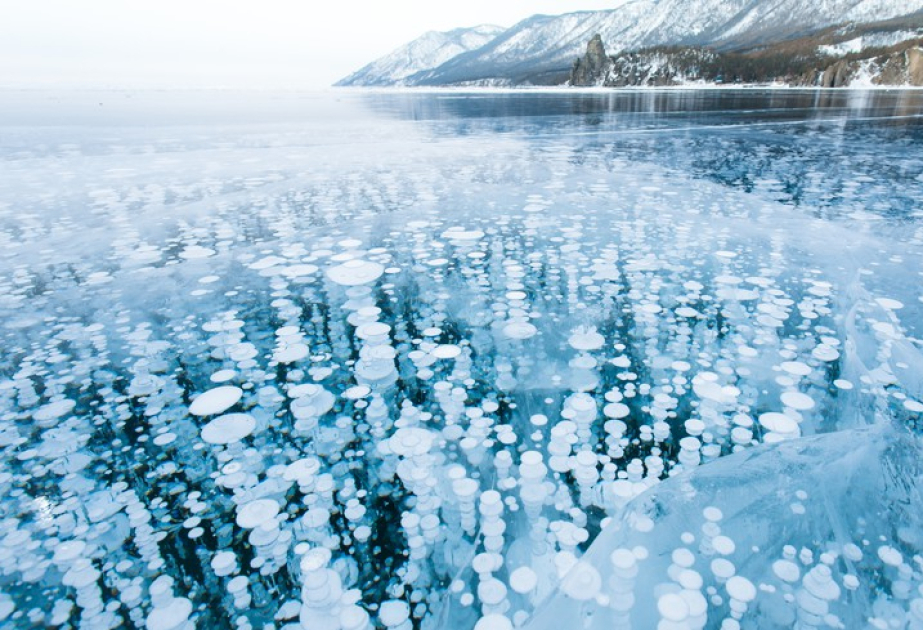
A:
[{"xmin": 0, "ymin": 1, "xmax": 624, "ymax": 89}]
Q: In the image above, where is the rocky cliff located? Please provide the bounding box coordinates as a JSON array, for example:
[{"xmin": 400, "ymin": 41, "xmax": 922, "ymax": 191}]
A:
[
  {"xmin": 569, "ymin": 25, "xmax": 923, "ymax": 88},
  {"xmin": 812, "ymin": 46, "xmax": 923, "ymax": 86},
  {"xmin": 571, "ymin": 35, "xmax": 609, "ymax": 86}
]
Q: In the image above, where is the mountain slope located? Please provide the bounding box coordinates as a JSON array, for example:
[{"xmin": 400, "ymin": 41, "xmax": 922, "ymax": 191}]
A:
[
  {"xmin": 335, "ymin": 25, "xmax": 504, "ymax": 87},
  {"xmin": 408, "ymin": 11, "xmax": 624, "ymax": 85},
  {"xmin": 404, "ymin": 0, "xmax": 923, "ymax": 86}
]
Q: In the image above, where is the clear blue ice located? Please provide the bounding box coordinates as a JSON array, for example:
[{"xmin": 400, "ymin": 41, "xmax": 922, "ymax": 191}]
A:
[{"xmin": 0, "ymin": 89, "xmax": 922, "ymax": 629}]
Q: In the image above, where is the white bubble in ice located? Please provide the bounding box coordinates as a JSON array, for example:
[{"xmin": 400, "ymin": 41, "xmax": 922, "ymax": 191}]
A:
[
  {"xmin": 33, "ymin": 399, "xmax": 76, "ymax": 423},
  {"xmin": 249, "ymin": 255, "xmax": 286, "ymax": 270},
  {"xmin": 356, "ymin": 322, "xmax": 391, "ymax": 339},
  {"xmin": 201, "ymin": 413, "xmax": 256, "ymax": 445},
  {"xmin": 145, "ymin": 597, "xmax": 193, "ymax": 630},
  {"xmin": 478, "ymin": 578, "xmax": 508, "ymax": 605},
  {"xmin": 802, "ymin": 565, "xmax": 841, "ymax": 601},
  {"xmin": 711, "ymin": 558, "xmax": 736, "ymax": 580},
  {"xmin": 180, "ymin": 245, "xmax": 215, "ymax": 259},
  {"xmin": 283, "ymin": 263, "xmax": 319, "ymax": 278},
  {"xmin": 658, "ymin": 593, "xmax": 689, "ymax": 622},
  {"xmin": 875, "ymin": 298, "xmax": 904, "ymax": 310},
  {"xmin": 189, "ymin": 386, "xmax": 243, "ymax": 416},
  {"xmin": 210, "ymin": 369, "xmax": 237, "ymax": 383},
  {"xmin": 781, "ymin": 391, "xmax": 815, "ymax": 411},
  {"xmin": 780, "ymin": 361, "xmax": 811, "ymax": 377},
  {"xmin": 211, "ymin": 550, "xmax": 238, "ymax": 576},
  {"xmin": 878, "ymin": 545, "xmax": 903, "ymax": 567},
  {"xmin": 343, "ymin": 385, "xmax": 372, "ymax": 400},
  {"xmin": 759, "ymin": 412, "xmax": 800, "ymax": 438},
  {"xmin": 341, "ymin": 606, "xmax": 370, "ymax": 630},
  {"xmin": 432, "ymin": 344, "xmax": 462, "ymax": 359},
  {"xmin": 379, "ymin": 600, "xmax": 410, "ymax": 627},
  {"xmin": 290, "ymin": 384, "xmax": 335, "ymax": 419},
  {"xmin": 772, "ymin": 560, "xmax": 801, "ymax": 583},
  {"xmin": 509, "ymin": 567, "xmax": 538, "ymax": 594},
  {"xmin": 812, "ymin": 345, "xmax": 840, "ymax": 362},
  {"xmin": 703, "ymin": 506, "xmax": 723, "ymax": 522},
  {"xmin": 603, "ymin": 403, "xmax": 630, "ymax": 419},
  {"xmin": 153, "ymin": 432, "xmax": 176, "ymax": 446},
  {"xmin": 713, "ymin": 535, "xmax": 736, "ymax": 555},
  {"xmin": 692, "ymin": 373, "xmax": 738, "ymax": 403},
  {"xmin": 726, "ymin": 576, "xmax": 756, "ymax": 602},
  {"xmin": 389, "ymin": 428, "xmax": 436, "ymax": 457},
  {"xmin": 560, "ymin": 562, "xmax": 602, "ymax": 601},
  {"xmin": 530, "ymin": 414, "xmax": 548, "ymax": 427},
  {"xmin": 274, "ymin": 343, "xmax": 309, "ymax": 364},
  {"xmin": 474, "ymin": 614, "xmax": 513, "ymax": 630},
  {"xmin": 235, "ymin": 499, "xmax": 280, "ymax": 529},
  {"xmin": 53, "ymin": 540, "xmax": 86, "ymax": 563},
  {"xmin": 442, "ymin": 227, "xmax": 485, "ymax": 242},
  {"xmin": 568, "ymin": 326, "xmax": 605, "ymax": 351},
  {"xmin": 326, "ymin": 259, "xmax": 385, "ymax": 286},
  {"xmin": 503, "ymin": 321, "xmax": 538, "ymax": 340}
]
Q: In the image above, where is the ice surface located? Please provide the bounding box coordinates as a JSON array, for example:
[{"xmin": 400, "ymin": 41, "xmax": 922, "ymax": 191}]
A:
[
  {"xmin": 522, "ymin": 424, "xmax": 923, "ymax": 630},
  {"xmin": 0, "ymin": 90, "xmax": 921, "ymax": 629}
]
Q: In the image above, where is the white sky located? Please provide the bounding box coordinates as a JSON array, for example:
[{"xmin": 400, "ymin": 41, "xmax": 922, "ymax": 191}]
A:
[{"xmin": 0, "ymin": 1, "xmax": 624, "ymax": 89}]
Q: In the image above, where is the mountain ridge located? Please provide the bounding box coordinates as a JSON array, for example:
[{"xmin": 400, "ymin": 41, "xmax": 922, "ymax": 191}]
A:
[
  {"xmin": 335, "ymin": 24, "xmax": 504, "ymax": 87},
  {"xmin": 337, "ymin": 1, "xmax": 923, "ymax": 87}
]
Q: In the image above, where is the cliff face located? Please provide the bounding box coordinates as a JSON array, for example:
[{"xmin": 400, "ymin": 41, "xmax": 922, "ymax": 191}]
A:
[
  {"xmin": 808, "ymin": 46, "xmax": 923, "ymax": 86},
  {"xmin": 912, "ymin": 47, "xmax": 923, "ymax": 84}
]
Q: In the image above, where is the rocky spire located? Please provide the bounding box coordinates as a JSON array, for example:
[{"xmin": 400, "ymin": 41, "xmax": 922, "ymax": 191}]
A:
[{"xmin": 570, "ymin": 33, "xmax": 609, "ymax": 86}]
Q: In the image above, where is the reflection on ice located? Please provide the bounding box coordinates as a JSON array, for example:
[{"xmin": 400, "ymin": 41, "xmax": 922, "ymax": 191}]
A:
[{"xmin": 0, "ymin": 90, "xmax": 921, "ymax": 629}]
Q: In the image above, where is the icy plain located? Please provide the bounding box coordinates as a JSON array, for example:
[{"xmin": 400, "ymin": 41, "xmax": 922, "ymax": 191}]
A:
[{"xmin": 1, "ymin": 89, "xmax": 922, "ymax": 630}]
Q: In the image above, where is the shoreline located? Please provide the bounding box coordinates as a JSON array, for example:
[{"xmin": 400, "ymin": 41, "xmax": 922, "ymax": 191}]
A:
[
  {"xmin": 1, "ymin": 84, "xmax": 923, "ymax": 94},
  {"xmin": 335, "ymin": 83, "xmax": 923, "ymax": 94}
]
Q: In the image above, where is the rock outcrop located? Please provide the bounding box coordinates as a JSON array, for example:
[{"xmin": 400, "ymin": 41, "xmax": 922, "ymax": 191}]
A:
[
  {"xmin": 570, "ymin": 34, "xmax": 609, "ymax": 86},
  {"xmin": 819, "ymin": 60, "xmax": 854, "ymax": 87},
  {"xmin": 812, "ymin": 46, "xmax": 923, "ymax": 87},
  {"xmin": 911, "ymin": 47, "xmax": 923, "ymax": 84}
]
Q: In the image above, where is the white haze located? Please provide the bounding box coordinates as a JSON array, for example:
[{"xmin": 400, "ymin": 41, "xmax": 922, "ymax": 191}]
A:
[{"xmin": 0, "ymin": 1, "xmax": 626, "ymax": 89}]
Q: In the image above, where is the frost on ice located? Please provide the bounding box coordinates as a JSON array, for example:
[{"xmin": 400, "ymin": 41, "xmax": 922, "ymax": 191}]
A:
[{"xmin": 0, "ymin": 94, "xmax": 922, "ymax": 629}]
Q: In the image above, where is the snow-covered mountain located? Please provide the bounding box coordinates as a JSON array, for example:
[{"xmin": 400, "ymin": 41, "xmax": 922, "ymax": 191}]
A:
[
  {"xmin": 408, "ymin": 11, "xmax": 626, "ymax": 86},
  {"xmin": 335, "ymin": 25, "xmax": 505, "ymax": 86},
  {"xmin": 338, "ymin": 0, "xmax": 923, "ymax": 86}
]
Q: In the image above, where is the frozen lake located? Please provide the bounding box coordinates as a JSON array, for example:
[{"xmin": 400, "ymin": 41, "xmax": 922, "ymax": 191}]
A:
[{"xmin": 1, "ymin": 89, "xmax": 923, "ymax": 629}]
